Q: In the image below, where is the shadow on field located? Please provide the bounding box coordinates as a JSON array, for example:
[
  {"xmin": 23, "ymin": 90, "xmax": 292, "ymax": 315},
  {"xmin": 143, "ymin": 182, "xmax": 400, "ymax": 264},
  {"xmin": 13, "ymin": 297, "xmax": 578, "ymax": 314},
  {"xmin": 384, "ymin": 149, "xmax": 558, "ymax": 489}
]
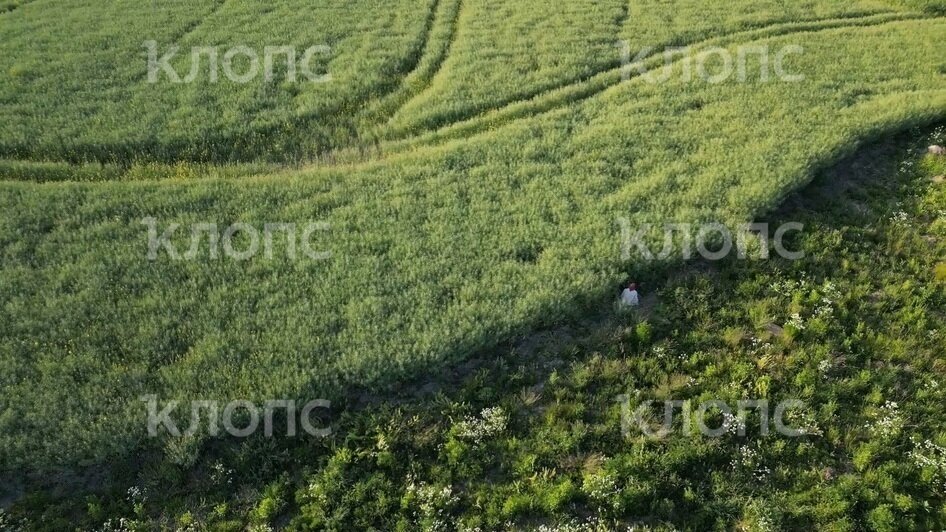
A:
[
  {"xmin": 346, "ymin": 126, "xmax": 931, "ymax": 406},
  {"xmin": 2, "ymin": 123, "xmax": 943, "ymax": 525}
]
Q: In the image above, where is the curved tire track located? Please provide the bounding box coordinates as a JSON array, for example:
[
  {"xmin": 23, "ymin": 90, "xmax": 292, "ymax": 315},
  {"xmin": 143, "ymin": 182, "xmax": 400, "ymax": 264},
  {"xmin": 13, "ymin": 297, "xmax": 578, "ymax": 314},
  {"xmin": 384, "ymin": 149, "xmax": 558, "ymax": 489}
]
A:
[
  {"xmin": 359, "ymin": 0, "xmax": 465, "ymax": 135},
  {"xmin": 378, "ymin": 11, "xmax": 924, "ymax": 154}
]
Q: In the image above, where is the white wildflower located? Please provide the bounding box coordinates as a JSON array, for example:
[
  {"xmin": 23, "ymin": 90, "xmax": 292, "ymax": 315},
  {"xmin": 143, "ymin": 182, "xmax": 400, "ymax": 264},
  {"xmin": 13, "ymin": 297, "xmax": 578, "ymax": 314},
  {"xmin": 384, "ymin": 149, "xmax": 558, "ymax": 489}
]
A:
[
  {"xmin": 731, "ymin": 444, "xmax": 769, "ymax": 481},
  {"xmin": 786, "ymin": 313, "xmax": 805, "ymax": 331},
  {"xmin": 98, "ymin": 518, "xmax": 136, "ymax": 532},
  {"xmin": 455, "ymin": 407, "xmax": 508, "ymax": 445},
  {"xmin": 534, "ymin": 516, "xmax": 621, "ymax": 532},
  {"xmin": 405, "ymin": 478, "xmax": 459, "ymax": 532},
  {"xmin": 910, "ymin": 439, "xmax": 946, "ymax": 494},
  {"xmin": 126, "ymin": 485, "xmax": 146, "ymax": 504},
  {"xmin": 210, "ymin": 461, "xmax": 233, "ymax": 485},
  {"xmin": 867, "ymin": 401, "xmax": 903, "ymax": 439}
]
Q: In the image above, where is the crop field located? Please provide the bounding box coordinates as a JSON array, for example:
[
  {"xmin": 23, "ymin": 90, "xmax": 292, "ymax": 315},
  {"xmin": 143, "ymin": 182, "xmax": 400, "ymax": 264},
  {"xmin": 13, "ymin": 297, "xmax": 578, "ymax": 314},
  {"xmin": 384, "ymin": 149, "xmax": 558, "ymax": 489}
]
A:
[
  {"xmin": 1, "ymin": 0, "xmax": 945, "ymax": 529},
  {"xmin": 0, "ymin": 0, "xmax": 434, "ymax": 162}
]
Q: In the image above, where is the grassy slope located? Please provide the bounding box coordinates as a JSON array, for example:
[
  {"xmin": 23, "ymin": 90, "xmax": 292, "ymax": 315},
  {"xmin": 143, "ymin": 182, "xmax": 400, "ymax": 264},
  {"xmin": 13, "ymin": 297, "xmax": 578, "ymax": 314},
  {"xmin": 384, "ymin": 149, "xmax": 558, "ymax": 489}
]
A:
[
  {"xmin": 7, "ymin": 119, "xmax": 945, "ymax": 532},
  {"xmin": 1, "ymin": 15, "xmax": 945, "ymax": 471}
]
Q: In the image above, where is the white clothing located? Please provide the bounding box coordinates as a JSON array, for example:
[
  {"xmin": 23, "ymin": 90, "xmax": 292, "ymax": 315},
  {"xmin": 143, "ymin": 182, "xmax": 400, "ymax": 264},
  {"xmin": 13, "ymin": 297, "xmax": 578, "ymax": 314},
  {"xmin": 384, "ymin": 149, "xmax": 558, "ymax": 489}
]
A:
[{"xmin": 621, "ymin": 288, "xmax": 640, "ymax": 307}]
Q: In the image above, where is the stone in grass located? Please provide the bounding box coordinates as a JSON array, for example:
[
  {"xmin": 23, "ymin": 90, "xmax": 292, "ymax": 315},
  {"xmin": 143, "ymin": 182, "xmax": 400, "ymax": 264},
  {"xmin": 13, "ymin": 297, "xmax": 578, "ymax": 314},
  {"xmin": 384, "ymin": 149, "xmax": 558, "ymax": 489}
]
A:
[
  {"xmin": 929, "ymin": 145, "xmax": 946, "ymax": 156},
  {"xmin": 933, "ymin": 175, "xmax": 945, "ymax": 184}
]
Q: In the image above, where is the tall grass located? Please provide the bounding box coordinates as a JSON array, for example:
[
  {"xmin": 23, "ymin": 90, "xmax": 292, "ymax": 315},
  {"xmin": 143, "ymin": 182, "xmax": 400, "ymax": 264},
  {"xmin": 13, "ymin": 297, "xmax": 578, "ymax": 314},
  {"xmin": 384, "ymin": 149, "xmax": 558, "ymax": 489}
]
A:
[
  {"xmin": 1, "ymin": 15, "xmax": 944, "ymax": 469},
  {"xmin": 0, "ymin": 0, "xmax": 432, "ymax": 163}
]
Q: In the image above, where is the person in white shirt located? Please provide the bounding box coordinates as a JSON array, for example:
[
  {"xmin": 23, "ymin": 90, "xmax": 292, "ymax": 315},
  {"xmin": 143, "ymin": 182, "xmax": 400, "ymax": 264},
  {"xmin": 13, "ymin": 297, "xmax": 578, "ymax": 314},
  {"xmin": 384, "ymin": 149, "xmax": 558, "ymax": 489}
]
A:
[{"xmin": 620, "ymin": 282, "xmax": 640, "ymax": 307}]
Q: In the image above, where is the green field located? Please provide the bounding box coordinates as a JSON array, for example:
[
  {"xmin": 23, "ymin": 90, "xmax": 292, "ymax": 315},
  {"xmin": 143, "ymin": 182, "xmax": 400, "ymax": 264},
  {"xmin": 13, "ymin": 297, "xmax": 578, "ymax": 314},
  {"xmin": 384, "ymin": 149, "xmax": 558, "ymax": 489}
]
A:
[
  {"xmin": 1, "ymin": 0, "xmax": 946, "ymax": 528},
  {"xmin": 0, "ymin": 0, "xmax": 435, "ymax": 162}
]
